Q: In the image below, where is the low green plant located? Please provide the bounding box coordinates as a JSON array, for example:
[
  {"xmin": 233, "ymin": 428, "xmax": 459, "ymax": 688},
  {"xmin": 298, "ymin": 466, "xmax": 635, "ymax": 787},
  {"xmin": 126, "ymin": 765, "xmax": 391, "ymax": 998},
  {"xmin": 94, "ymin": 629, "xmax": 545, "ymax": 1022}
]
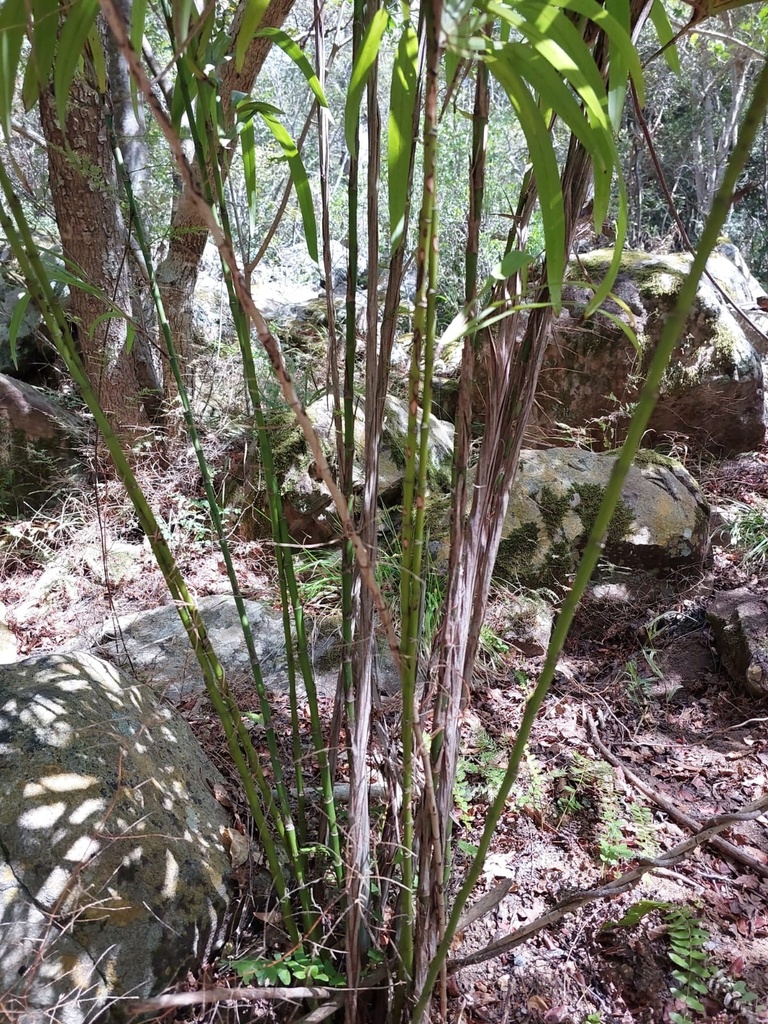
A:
[
  {"xmin": 227, "ymin": 949, "xmax": 345, "ymax": 987},
  {"xmin": 478, "ymin": 623, "xmax": 513, "ymax": 671},
  {"xmin": 726, "ymin": 499, "xmax": 768, "ymax": 564},
  {"xmin": 295, "ymin": 548, "xmax": 343, "ymax": 609},
  {"xmin": 607, "ymin": 901, "xmax": 763, "ymax": 1024},
  {"xmin": 666, "ymin": 906, "xmax": 712, "ymax": 1024},
  {"xmin": 617, "ymin": 647, "xmax": 665, "ymax": 704},
  {"xmin": 454, "ymin": 728, "xmax": 513, "ymax": 821},
  {"xmin": 556, "ymin": 753, "xmax": 656, "ymax": 868}
]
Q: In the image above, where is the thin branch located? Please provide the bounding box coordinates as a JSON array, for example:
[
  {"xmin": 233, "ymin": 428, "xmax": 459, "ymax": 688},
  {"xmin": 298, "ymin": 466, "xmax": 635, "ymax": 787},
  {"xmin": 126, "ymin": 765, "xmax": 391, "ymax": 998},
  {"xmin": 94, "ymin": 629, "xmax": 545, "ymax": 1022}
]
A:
[
  {"xmin": 98, "ymin": 0, "xmax": 402, "ymax": 675},
  {"xmin": 631, "ymin": 81, "xmax": 768, "ymax": 351},
  {"xmin": 587, "ymin": 713, "xmax": 768, "ymax": 879},
  {"xmin": 669, "ymin": 21, "xmax": 766, "ymax": 60}
]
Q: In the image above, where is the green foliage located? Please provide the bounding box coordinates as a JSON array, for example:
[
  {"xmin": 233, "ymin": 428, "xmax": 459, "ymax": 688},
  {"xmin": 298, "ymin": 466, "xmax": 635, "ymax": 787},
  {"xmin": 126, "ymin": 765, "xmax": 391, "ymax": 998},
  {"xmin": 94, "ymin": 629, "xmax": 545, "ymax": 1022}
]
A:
[
  {"xmin": 666, "ymin": 906, "xmax": 712, "ymax": 1023},
  {"xmin": 725, "ymin": 499, "xmax": 768, "ymax": 564},
  {"xmin": 555, "ymin": 753, "xmax": 658, "ymax": 867},
  {"xmin": 5, "ymin": 0, "xmax": 768, "ymax": 1018},
  {"xmin": 454, "ymin": 727, "xmax": 512, "ymax": 820},
  {"xmin": 608, "ymin": 901, "xmax": 764, "ymax": 1024},
  {"xmin": 227, "ymin": 950, "xmax": 345, "ymax": 987}
]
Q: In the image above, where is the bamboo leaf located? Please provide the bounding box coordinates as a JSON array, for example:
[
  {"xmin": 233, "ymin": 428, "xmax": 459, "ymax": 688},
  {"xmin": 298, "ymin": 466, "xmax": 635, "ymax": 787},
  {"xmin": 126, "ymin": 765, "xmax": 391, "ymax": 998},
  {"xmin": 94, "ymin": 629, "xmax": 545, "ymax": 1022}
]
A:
[
  {"xmin": 237, "ymin": 98, "xmax": 285, "ymax": 118},
  {"xmin": 388, "ymin": 22, "xmax": 418, "ymax": 249},
  {"xmin": 240, "ymin": 117, "xmax": 258, "ymax": 233},
  {"xmin": 53, "ymin": 0, "xmax": 99, "ymax": 128},
  {"xmin": 583, "ymin": 166, "xmax": 629, "ymax": 315},
  {"xmin": 345, "ymin": 7, "xmax": 389, "ymax": 158},
  {"xmin": 486, "ymin": 60, "xmax": 564, "ymax": 308},
  {"xmin": 493, "ymin": 0, "xmax": 644, "ymax": 106},
  {"xmin": 492, "ymin": 250, "xmax": 534, "ymax": 279},
  {"xmin": 0, "ymin": 0, "xmax": 26, "ymax": 136},
  {"xmin": 21, "ymin": 0, "xmax": 59, "ymax": 112},
  {"xmin": 258, "ymin": 110, "xmax": 318, "ymax": 264},
  {"xmin": 172, "ymin": 0, "xmax": 195, "ymax": 46},
  {"xmin": 235, "ymin": 0, "xmax": 270, "ymax": 71},
  {"xmin": 606, "ymin": 0, "xmax": 629, "ymax": 129},
  {"xmin": 650, "ymin": 0, "xmax": 681, "ymax": 73},
  {"xmin": 87, "ymin": 25, "xmax": 107, "ymax": 95},
  {"xmin": 488, "ymin": 1, "xmax": 615, "ymax": 140},
  {"xmin": 500, "ymin": 42, "xmax": 613, "ymax": 170},
  {"xmin": 254, "ymin": 28, "xmax": 328, "ymax": 107},
  {"xmin": 7, "ymin": 289, "xmax": 32, "ymax": 368}
]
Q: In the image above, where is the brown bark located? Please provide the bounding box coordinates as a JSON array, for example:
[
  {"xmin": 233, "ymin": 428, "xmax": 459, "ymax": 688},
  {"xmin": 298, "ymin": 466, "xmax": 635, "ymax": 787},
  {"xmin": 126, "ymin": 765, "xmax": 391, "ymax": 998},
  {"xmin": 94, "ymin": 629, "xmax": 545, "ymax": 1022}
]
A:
[
  {"xmin": 38, "ymin": 77, "xmax": 151, "ymax": 435},
  {"xmin": 155, "ymin": 0, "xmax": 297, "ymax": 396}
]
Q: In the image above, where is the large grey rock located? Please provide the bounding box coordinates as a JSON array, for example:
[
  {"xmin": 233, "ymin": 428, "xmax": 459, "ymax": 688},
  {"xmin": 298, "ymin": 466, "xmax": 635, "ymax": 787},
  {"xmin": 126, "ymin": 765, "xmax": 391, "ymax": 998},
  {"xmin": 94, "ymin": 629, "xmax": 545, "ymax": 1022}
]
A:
[
  {"xmin": 707, "ymin": 588, "xmax": 768, "ymax": 697},
  {"xmin": 99, "ymin": 594, "xmax": 397, "ymax": 700},
  {"xmin": 533, "ymin": 249, "xmax": 766, "ymax": 453},
  {"xmin": 492, "ymin": 447, "xmax": 710, "ymax": 585},
  {"xmin": 0, "ymin": 373, "xmax": 85, "ymax": 515},
  {"xmin": 0, "ymin": 652, "xmax": 234, "ymax": 1023},
  {"xmin": 98, "ymin": 594, "xmax": 291, "ymax": 701}
]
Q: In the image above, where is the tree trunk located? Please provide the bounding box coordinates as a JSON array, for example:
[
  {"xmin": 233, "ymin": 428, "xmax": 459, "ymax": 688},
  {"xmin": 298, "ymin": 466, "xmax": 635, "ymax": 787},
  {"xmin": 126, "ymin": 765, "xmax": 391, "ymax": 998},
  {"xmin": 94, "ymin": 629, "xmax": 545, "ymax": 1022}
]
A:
[
  {"xmin": 39, "ymin": 76, "xmax": 153, "ymax": 435},
  {"xmin": 155, "ymin": 0, "xmax": 297, "ymax": 400}
]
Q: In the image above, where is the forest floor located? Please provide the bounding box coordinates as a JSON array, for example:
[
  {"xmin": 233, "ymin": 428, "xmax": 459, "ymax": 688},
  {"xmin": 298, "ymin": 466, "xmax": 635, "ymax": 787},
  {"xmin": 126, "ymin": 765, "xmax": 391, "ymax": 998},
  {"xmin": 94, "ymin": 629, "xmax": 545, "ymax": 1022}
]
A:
[{"xmin": 1, "ymin": 443, "xmax": 767, "ymax": 1024}]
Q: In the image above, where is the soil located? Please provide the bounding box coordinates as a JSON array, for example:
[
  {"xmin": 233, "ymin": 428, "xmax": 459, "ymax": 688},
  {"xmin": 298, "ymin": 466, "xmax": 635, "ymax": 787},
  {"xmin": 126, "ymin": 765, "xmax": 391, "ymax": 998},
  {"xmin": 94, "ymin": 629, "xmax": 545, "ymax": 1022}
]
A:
[{"xmin": 1, "ymin": 443, "xmax": 767, "ymax": 1024}]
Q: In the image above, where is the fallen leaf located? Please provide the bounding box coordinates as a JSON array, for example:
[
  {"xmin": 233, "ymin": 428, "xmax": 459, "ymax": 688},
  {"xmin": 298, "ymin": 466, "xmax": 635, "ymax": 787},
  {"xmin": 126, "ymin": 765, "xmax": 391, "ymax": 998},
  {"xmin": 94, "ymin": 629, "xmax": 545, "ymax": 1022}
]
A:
[{"xmin": 221, "ymin": 827, "xmax": 250, "ymax": 867}]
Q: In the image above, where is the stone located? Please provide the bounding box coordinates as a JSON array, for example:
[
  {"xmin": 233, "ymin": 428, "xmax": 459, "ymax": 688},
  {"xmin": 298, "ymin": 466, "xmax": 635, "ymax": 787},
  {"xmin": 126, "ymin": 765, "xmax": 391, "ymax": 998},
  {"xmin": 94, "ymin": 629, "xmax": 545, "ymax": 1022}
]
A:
[
  {"xmin": 0, "ymin": 373, "xmax": 86, "ymax": 515},
  {"xmin": 237, "ymin": 393, "xmax": 454, "ymax": 543},
  {"xmin": 492, "ymin": 592, "xmax": 554, "ymax": 657},
  {"xmin": 533, "ymin": 249, "xmax": 766, "ymax": 453},
  {"xmin": 98, "ymin": 594, "xmax": 291, "ymax": 701},
  {"xmin": 707, "ymin": 588, "xmax": 768, "ymax": 697},
  {"xmin": 98, "ymin": 595, "xmax": 399, "ymax": 702},
  {"xmin": 0, "ymin": 652, "xmax": 234, "ymax": 1023},
  {"xmin": 493, "ymin": 447, "xmax": 710, "ymax": 586},
  {"xmin": 0, "ymin": 262, "xmax": 51, "ymax": 379}
]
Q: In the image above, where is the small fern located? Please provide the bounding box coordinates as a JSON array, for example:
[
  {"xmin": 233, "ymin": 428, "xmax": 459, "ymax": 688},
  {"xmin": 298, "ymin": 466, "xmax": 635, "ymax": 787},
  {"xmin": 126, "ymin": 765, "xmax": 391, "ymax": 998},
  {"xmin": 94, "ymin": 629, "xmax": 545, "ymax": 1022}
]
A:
[
  {"xmin": 606, "ymin": 901, "xmax": 763, "ymax": 1024},
  {"xmin": 666, "ymin": 906, "xmax": 712, "ymax": 1024}
]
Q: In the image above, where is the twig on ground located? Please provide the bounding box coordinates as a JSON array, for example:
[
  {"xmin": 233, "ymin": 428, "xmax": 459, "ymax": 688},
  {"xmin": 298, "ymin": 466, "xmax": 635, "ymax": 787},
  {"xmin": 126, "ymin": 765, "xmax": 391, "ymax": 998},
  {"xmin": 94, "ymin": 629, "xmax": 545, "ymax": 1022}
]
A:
[
  {"xmin": 587, "ymin": 712, "xmax": 768, "ymax": 879},
  {"xmin": 137, "ymin": 985, "xmax": 334, "ymax": 1009},
  {"xmin": 448, "ymin": 756, "xmax": 768, "ymax": 972}
]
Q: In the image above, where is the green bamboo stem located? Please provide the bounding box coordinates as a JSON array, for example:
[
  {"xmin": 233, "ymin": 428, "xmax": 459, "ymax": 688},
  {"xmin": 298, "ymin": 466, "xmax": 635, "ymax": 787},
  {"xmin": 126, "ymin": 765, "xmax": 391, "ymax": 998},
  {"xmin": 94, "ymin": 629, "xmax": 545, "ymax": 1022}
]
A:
[
  {"xmin": 0, "ymin": 162, "xmax": 301, "ymax": 947},
  {"xmin": 398, "ymin": 0, "xmax": 442, "ymax": 991},
  {"xmin": 200, "ymin": 111, "xmax": 346, "ymax": 895},
  {"xmin": 112, "ymin": 101, "xmax": 313, "ymax": 912},
  {"xmin": 412, "ymin": 56, "xmax": 768, "ymax": 1024}
]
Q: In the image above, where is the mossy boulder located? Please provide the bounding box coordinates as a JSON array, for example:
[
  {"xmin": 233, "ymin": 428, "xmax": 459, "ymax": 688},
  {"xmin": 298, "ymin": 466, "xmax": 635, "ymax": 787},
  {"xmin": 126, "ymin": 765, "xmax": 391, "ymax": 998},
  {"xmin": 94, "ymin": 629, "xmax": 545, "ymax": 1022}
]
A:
[
  {"xmin": 0, "ymin": 652, "xmax": 234, "ymax": 1023},
  {"xmin": 707, "ymin": 588, "xmax": 768, "ymax": 697},
  {"xmin": 494, "ymin": 447, "xmax": 710, "ymax": 585},
  {"xmin": 258, "ymin": 393, "xmax": 454, "ymax": 542},
  {"xmin": 533, "ymin": 248, "xmax": 766, "ymax": 453},
  {"xmin": 0, "ymin": 373, "xmax": 86, "ymax": 515}
]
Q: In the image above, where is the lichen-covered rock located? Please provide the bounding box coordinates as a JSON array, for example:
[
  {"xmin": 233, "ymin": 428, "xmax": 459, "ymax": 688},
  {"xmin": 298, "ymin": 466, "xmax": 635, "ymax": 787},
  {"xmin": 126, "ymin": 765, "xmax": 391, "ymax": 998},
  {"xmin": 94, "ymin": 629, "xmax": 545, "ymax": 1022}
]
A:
[
  {"xmin": 0, "ymin": 652, "xmax": 234, "ymax": 1023},
  {"xmin": 707, "ymin": 588, "xmax": 768, "ymax": 697},
  {"xmin": 0, "ymin": 373, "xmax": 85, "ymax": 515},
  {"xmin": 494, "ymin": 447, "xmax": 710, "ymax": 585},
  {"xmin": 533, "ymin": 249, "xmax": 766, "ymax": 453}
]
